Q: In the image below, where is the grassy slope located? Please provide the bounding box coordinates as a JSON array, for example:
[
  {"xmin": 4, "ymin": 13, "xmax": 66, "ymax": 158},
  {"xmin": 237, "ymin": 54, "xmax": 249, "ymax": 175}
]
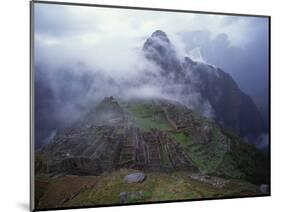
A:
[
  {"xmin": 125, "ymin": 102, "xmax": 231, "ymax": 174},
  {"xmin": 42, "ymin": 169, "xmax": 261, "ymax": 208},
  {"xmin": 124, "ymin": 101, "xmax": 173, "ymax": 132},
  {"xmin": 124, "ymin": 101, "xmax": 268, "ymax": 182},
  {"xmin": 35, "ymin": 100, "xmax": 268, "ymax": 209}
]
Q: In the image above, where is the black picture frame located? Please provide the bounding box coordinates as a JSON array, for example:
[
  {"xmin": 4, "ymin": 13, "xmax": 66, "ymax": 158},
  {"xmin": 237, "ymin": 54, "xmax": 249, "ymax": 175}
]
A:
[{"xmin": 30, "ymin": 1, "xmax": 271, "ymax": 211}]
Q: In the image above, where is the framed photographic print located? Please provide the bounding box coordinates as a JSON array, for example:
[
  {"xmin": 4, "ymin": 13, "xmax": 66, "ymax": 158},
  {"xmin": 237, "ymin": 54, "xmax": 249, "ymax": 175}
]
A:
[{"xmin": 30, "ymin": 1, "xmax": 270, "ymax": 211}]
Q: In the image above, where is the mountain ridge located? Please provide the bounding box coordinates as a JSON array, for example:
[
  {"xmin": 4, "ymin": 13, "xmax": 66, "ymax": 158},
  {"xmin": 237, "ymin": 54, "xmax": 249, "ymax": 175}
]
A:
[
  {"xmin": 36, "ymin": 97, "xmax": 269, "ymax": 185},
  {"xmin": 35, "ymin": 30, "xmax": 267, "ymax": 148},
  {"xmin": 142, "ymin": 30, "xmax": 266, "ymax": 146}
]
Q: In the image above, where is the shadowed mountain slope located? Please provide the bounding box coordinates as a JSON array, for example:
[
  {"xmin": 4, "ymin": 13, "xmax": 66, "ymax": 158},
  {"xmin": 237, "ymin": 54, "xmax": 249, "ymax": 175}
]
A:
[{"xmin": 142, "ymin": 30, "xmax": 266, "ymax": 145}]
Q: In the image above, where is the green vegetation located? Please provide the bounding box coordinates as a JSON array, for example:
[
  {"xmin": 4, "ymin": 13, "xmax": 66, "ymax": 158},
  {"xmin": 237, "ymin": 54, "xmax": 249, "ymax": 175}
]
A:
[
  {"xmin": 115, "ymin": 127, "xmax": 125, "ymax": 135},
  {"xmin": 159, "ymin": 145, "xmax": 171, "ymax": 166},
  {"xmin": 216, "ymin": 135, "xmax": 270, "ymax": 184},
  {"xmin": 35, "ymin": 99, "xmax": 269, "ymax": 209},
  {"xmin": 167, "ymin": 128, "xmax": 232, "ymax": 175},
  {"xmin": 63, "ymin": 169, "xmax": 156, "ymax": 206},
  {"xmin": 168, "ymin": 132, "xmax": 192, "ymax": 148},
  {"xmin": 35, "ymin": 175, "xmax": 52, "ymax": 208},
  {"xmin": 197, "ymin": 128, "xmax": 229, "ymax": 173},
  {"xmin": 123, "ymin": 100, "xmax": 265, "ymax": 181},
  {"xmin": 125, "ymin": 102, "xmax": 173, "ymax": 132},
  {"xmin": 125, "ymin": 101, "xmax": 230, "ymax": 174},
  {"xmin": 38, "ymin": 169, "xmax": 262, "ymax": 208}
]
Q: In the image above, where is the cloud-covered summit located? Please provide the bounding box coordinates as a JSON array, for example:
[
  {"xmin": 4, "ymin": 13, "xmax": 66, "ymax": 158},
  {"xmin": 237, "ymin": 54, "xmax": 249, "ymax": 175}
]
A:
[{"xmin": 34, "ymin": 3, "xmax": 269, "ymax": 148}]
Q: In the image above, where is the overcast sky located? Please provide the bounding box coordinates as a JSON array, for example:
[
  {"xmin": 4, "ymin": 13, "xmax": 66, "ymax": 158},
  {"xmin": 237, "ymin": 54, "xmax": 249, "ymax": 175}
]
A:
[
  {"xmin": 33, "ymin": 3, "xmax": 269, "ymax": 147},
  {"xmin": 34, "ymin": 2, "xmax": 269, "ymax": 79}
]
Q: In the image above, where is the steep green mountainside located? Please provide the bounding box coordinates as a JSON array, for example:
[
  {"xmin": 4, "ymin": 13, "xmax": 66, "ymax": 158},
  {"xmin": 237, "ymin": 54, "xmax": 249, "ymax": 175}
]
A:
[
  {"xmin": 35, "ymin": 96, "xmax": 269, "ymax": 209},
  {"xmin": 36, "ymin": 97, "xmax": 269, "ymax": 184}
]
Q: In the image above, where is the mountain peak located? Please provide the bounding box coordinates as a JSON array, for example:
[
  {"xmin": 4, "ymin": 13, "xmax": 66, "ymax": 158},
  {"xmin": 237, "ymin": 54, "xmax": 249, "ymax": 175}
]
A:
[
  {"xmin": 143, "ymin": 30, "xmax": 170, "ymax": 50},
  {"xmin": 151, "ymin": 30, "xmax": 169, "ymax": 39},
  {"xmin": 148, "ymin": 30, "xmax": 170, "ymax": 45},
  {"xmin": 142, "ymin": 30, "xmax": 183, "ymax": 79}
]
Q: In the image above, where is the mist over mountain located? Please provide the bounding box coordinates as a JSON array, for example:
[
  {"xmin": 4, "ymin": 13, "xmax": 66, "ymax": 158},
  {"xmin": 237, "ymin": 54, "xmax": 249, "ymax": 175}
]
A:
[
  {"xmin": 35, "ymin": 30, "xmax": 267, "ymax": 149},
  {"xmin": 141, "ymin": 30, "xmax": 266, "ymax": 145},
  {"xmin": 33, "ymin": 5, "xmax": 270, "ymax": 209},
  {"xmin": 35, "ymin": 95, "xmax": 269, "ymax": 208},
  {"xmin": 179, "ymin": 28, "xmax": 269, "ymax": 128},
  {"xmin": 37, "ymin": 96, "xmax": 269, "ymax": 182}
]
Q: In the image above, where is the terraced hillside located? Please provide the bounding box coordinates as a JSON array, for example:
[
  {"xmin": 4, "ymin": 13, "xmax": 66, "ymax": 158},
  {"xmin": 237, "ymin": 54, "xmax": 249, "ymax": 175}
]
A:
[{"xmin": 35, "ymin": 97, "xmax": 269, "ymax": 209}]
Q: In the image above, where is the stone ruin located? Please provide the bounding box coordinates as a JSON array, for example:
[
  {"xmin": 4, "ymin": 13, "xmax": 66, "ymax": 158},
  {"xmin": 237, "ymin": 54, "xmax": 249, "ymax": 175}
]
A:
[
  {"xmin": 37, "ymin": 122, "xmax": 198, "ymax": 176},
  {"xmin": 37, "ymin": 98, "xmax": 222, "ymax": 176}
]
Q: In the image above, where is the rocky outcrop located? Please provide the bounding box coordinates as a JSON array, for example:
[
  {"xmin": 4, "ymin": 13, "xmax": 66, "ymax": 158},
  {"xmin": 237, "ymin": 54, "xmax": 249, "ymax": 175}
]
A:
[
  {"xmin": 36, "ymin": 98, "xmax": 199, "ymax": 176},
  {"xmin": 189, "ymin": 173, "xmax": 228, "ymax": 189},
  {"xmin": 142, "ymin": 30, "xmax": 266, "ymax": 145},
  {"xmin": 124, "ymin": 173, "xmax": 146, "ymax": 183},
  {"xmin": 37, "ymin": 126, "xmax": 197, "ymax": 175},
  {"xmin": 48, "ymin": 157, "xmax": 102, "ymax": 176},
  {"xmin": 185, "ymin": 61, "xmax": 265, "ymax": 143},
  {"xmin": 158, "ymin": 100, "xmax": 214, "ymax": 144}
]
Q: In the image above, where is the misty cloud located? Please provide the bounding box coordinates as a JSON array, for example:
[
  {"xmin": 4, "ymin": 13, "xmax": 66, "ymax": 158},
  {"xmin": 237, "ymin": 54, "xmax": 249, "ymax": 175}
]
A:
[
  {"xmin": 179, "ymin": 20, "xmax": 269, "ymax": 124},
  {"xmin": 34, "ymin": 3, "xmax": 269, "ymax": 147}
]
